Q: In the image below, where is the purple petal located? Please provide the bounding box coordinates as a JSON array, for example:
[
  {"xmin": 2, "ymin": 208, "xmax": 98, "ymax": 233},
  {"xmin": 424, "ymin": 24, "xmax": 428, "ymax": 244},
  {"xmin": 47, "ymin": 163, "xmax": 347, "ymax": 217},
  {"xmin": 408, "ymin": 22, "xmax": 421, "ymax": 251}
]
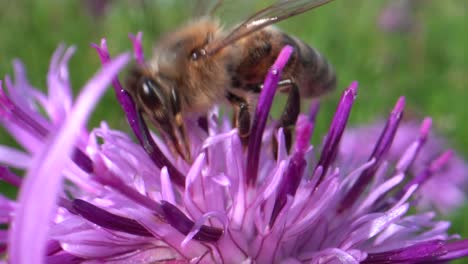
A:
[
  {"xmin": 294, "ymin": 114, "xmax": 314, "ymax": 154},
  {"xmin": 71, "ymin": 148, "xmax": 94, "ymax": 173},
  {"xmin": 46, "ymin": 253, "xmax": 83, "ymax": 264},
  {"xmin": 402, "ymin": 150, "xmax": 453, "ymax": 194},
  {"xmin": 129, "ymin": 32, "xmax": 145, "ymax": 65},
  {"xmin": 57, "ymin": 228, "xmax": 152, "ymax": 259},
  {"xmin": 160, "ymin": 201, "xmax": 223, "ymax": 242},
  {"xmin": 363, "ymin": 240, "xmax": 447, "ymax": 263},
  {"xmin": 309, "ymin": 248, "xmax": 361, "ymax": 263},
  {"xmin": 270, "ymin": 115, "xmax": 311, "ymax": 225},
  {"xmin": 0, "ymin": 146, "xmax": 31, "ymax": 169},
  {"xmin": 341, "ymin": 204, "xmax": 409, "ymax": 249},
  {"xmin": 92, "ymin": 155, "xmax": 163, "ymax": 213},
  {"xmin": 437, "ymin": 239, "xmax": 468, "ymax": 261},
  {"xmin": 395, "ymin": 117, "xmax": 431, "ymax": 172},
  {"xmin": 308, "ymin": 100, "xmax": 320, "ymax": 121},
  {"xmin": 0, "ymin": 166, "xmax": 22, "ymax": 187},
  {"xmin": 2, "ymin": 78, "xmax": 49, "ymax": 138},
  {"xmin": 246, "ymin": 45, "xmax": 294, "ymax": 185},
  {"xmin": 71, "ymin": 199, "xmax": 153, "ymax": 237},
  {"xmin": 160, "ymin": 167, "xmax": 176, "ymax": 204},
  {"xmin": 9, "ymin": 60, "xmax": 38, "ymax": 112},
  {"xmin": 47, "ymin": 45, "xmax": 75, "ymax": 123},
  {"xmin": 340, "ymin": 97, "xmax": 405, "ymax": 212},
  {"xmin": 314, "ymin": 81, "xmax": 358, "ymax": 184},
  {"xmin": 8, "ymin": 53, "xmax": 129, "ymax": 264}
]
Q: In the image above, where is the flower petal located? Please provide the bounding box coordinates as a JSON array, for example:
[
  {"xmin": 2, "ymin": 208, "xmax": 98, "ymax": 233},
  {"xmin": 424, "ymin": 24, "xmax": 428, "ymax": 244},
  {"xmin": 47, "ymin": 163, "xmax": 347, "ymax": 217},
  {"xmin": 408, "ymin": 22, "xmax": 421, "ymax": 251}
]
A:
[{"xmin": 8, "ymin": 53, "xmax": 129, "ymax": 264}]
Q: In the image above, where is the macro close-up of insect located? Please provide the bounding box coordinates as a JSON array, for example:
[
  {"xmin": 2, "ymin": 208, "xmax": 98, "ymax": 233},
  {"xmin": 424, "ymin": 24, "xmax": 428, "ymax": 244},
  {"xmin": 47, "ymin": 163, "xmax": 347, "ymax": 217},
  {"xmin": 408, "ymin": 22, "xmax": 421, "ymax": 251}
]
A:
[
  {"xmin": 126, "ymin": 0, "xmax": 337, "ymax": 162},
  {"xmin": 3, "ymin": 0, "xmax": 468, "ymax": 263}
]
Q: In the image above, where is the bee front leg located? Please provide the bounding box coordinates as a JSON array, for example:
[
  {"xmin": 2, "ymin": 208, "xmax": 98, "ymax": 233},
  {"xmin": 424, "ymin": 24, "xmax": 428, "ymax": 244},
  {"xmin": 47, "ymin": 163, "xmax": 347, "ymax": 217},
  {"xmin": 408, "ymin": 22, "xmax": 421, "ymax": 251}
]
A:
[
  {"xmin": 226, "ymin": 92, "xmax": 251, "ymax": 147},
  {"xmin": 273, "ymin": 80, "xmax": 301, "ymax": 158}
]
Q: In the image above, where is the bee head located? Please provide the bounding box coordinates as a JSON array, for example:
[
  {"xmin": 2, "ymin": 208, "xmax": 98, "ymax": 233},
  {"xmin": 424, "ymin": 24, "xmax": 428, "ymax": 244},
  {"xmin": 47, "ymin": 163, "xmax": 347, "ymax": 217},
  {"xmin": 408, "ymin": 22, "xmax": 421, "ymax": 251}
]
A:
[{"xmin": 126, "ymin": 67, "xmax": 191, "ymax": 162}]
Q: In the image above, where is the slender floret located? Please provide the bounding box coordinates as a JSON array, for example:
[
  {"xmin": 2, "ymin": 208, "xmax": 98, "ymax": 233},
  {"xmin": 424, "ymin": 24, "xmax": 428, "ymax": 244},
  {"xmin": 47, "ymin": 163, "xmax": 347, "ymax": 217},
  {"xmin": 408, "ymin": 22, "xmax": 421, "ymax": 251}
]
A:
[
  {"xmin": 339, "ymin": 119, "xmax": 468, "ymax": 214},
  {"xmin": 0, "ymin": 35, "xmax": 468, "ymax": 263}
]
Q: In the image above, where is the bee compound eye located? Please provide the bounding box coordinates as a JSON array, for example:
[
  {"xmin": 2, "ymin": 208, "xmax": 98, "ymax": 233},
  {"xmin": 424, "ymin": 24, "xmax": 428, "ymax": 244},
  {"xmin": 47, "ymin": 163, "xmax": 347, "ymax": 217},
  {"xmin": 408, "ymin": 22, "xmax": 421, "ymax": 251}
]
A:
[
  {"xmin": 139, "ymin": 78, "xmax": 165, "ymax": 110},
  {"xmin": 190, "ymin": 48, "xmax": 206, "ymax": 61}
]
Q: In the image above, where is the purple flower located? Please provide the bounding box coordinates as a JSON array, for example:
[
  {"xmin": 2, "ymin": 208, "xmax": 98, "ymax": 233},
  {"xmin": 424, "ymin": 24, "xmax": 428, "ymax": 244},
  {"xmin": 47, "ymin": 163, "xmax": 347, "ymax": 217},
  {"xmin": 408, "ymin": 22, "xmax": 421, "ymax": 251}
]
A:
[
  {"xmin": 338, "ymin": 119, "xmax": 468, "ymax": 214},
  {"xmin": 1, "ymin": 34, "xmax": 468, "ymax": 263},
  {"xmin": 378, "ymin": 0, "xmax": 419, "ymax": 33}
]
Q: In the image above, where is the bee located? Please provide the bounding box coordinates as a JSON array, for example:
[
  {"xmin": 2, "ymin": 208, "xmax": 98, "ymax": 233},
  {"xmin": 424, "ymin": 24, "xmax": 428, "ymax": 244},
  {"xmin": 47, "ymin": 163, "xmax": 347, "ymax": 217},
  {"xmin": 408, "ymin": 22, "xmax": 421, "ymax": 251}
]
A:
[{"xmin": 126, "ymin": 0, "xmax": 337, "ymax": 162}]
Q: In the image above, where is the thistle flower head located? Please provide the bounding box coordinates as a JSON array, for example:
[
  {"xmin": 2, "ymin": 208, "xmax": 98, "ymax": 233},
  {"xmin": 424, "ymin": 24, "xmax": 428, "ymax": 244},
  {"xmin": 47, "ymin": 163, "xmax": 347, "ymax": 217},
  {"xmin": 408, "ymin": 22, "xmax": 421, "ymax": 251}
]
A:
[{"xmin": 1, "ymin": 34, "xmax": 468, "ymax": 263}]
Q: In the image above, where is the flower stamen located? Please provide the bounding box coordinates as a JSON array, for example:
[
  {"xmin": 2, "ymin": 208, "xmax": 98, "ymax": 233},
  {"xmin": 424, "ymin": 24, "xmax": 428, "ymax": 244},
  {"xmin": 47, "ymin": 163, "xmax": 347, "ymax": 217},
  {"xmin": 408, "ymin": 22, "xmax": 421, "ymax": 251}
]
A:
[
  {"xmin": 246, "ymin": 45, "xmax": 294, "ymax": 186},
  {"xmin": 339, "ymin": 96, "xmax": 405, "ymax": 212},
  {"xmin": 71, "ymin": 199, "xmax": 154, "ymax": 237},
  {"xmin": 313, "ymin": 82, "xmax": 358, "ymax": 185}
]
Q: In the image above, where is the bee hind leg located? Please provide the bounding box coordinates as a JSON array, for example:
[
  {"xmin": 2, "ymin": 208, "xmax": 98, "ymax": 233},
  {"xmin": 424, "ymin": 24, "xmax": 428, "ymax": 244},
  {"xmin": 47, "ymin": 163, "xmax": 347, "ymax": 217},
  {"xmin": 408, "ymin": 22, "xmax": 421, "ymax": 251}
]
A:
[
  {"xmin": 226, "ymin": 79, "xmax": 300, "ymax": 156},
  {"xmin": 273, "ymin": 80, "xmax": 301, "ymax": 158},
  {"xmin": 226, "ymin": 92, "xmax": 251, "ymax": 147}
]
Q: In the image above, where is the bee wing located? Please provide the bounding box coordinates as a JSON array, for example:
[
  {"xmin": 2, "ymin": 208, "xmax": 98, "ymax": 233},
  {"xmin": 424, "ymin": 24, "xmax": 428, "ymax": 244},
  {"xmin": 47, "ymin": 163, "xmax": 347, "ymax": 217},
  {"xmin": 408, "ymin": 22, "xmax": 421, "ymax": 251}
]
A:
[{"xmin": 204, "ymin": 0, "xmax": 335, "ymax": 55}]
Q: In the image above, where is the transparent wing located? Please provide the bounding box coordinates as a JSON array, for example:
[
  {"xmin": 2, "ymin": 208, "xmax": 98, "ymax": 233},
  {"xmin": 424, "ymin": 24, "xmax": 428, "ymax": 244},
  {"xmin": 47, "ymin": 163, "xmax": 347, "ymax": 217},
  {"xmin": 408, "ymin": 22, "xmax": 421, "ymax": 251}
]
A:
[
  {"xmin": 191, "ymin": 0, "xmax": 253, "ymax": 26},
  {"xmin": 204, "ymin": 0, "xmax": 335, "ymax": 55}
]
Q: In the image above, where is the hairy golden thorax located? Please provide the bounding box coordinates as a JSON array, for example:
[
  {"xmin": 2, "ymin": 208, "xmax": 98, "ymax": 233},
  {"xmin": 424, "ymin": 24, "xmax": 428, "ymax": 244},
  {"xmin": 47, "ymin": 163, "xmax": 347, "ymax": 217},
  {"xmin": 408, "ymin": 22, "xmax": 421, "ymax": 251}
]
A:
[
  {"xmin": 147, "ymin": 19, "xmax": 236, "ymax": 114},
  {"xmin": 125, "ymin": 0, "xmax": 337, "ymax": 161}
]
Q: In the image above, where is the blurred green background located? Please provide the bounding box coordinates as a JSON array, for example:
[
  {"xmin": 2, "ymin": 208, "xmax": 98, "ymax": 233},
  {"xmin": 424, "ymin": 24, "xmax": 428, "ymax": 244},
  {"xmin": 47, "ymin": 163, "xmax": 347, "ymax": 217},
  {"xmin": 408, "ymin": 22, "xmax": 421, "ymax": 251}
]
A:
[{"xmin": 0, "ymin": 0, "xmax": 468, "ymax": 261}]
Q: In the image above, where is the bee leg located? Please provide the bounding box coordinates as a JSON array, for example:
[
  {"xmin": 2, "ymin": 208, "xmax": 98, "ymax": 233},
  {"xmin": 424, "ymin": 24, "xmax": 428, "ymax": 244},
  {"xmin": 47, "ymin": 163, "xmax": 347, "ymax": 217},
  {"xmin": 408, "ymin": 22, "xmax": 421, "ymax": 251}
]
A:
[
  {"xmin": 272, "ymin": 80, "xmax": 300, "ymax": 158},
  {"xmin": 226, "ymin": 92, "xmax": 251, "ymax": 147}
]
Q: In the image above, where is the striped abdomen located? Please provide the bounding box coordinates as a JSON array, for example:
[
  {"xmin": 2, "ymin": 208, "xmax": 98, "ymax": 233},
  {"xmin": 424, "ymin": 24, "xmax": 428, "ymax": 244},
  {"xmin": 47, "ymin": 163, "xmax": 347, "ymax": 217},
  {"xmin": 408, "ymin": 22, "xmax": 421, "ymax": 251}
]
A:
[
  {"xmin": 231, "ymin": 27, "xmax": 337, "ymax": 98},
  {"xmin": 281, "ymin": 31, "xmax": 337, "ymax": 97}
]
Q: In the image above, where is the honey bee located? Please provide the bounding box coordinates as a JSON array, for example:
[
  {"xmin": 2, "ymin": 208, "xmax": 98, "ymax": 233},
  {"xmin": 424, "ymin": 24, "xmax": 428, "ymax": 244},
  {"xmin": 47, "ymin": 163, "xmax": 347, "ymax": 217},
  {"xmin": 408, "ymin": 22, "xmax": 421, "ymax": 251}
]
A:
[{"xmin": 126, "ymin": 0, "xmax": 337, "ymax": 161}]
